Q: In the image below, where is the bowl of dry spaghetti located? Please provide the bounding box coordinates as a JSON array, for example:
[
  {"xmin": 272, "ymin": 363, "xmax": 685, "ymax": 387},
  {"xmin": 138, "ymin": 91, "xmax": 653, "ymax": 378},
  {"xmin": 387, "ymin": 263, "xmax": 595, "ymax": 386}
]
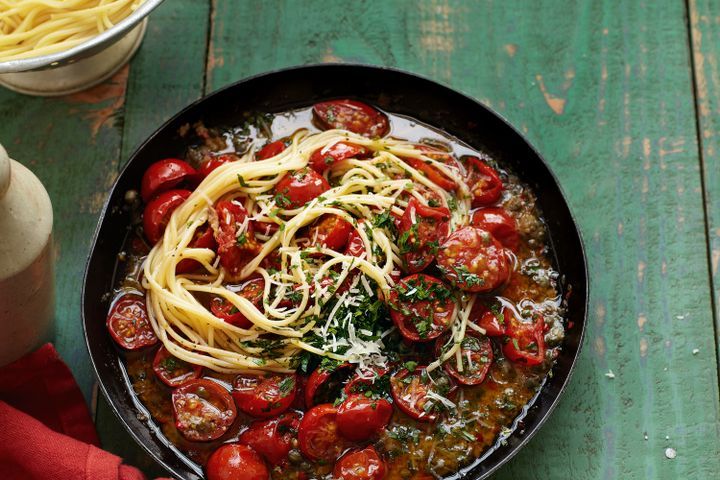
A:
[{"xmin": 0, "ymin": 0, "xmax": 164, "ymax": 95}]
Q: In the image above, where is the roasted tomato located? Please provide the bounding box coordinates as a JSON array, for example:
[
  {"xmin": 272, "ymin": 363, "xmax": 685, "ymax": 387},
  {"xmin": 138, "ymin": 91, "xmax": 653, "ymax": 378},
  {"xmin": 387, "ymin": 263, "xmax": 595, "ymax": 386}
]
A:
[
  {"xmin": 297, "ymin": 404, "xmax": 347, "ymax": 461},
  {"xmin": 398, "ymin": 197, "xmax": 450, "ymax": 273},
  {"xmin": 307, "ymin": 214, "xmax": 352, "ymax": 251},
  {"xmin": 141, "ymin": 158, "xmax": 199, "ymax": 202},
  {"xmin": 172, "ymin": 379, "xmax": 236, "ymax": 442},
  {"xmin": 257, "ymin": 140, "xmax": 288, "ymax": 160},
  {"xmin": 436, "ymin": 335, "xmax": 493, "ymax": 386},
  {"xmin": 403, "ymin": 145, "xmax": 458, "ymax": 191},
  {"xmin": 199, "ymin": 153, "xmax": 240, "ymax": 177},
  {"xmin": 343, "ymin": 367, "xmax": 390, "ymax": 397},
  {"xmin": 305, "ymin": 363, "xmax": 354, "ymax": 407},
  {"xmin": 106, "ymin": 293, "xmax": 157, "ymax": 350},
  {"xmin": 176, "ymin": 226, "xmax": 217, "ymax": 274},
  {"xmin": 344, "ymin": 225, "xmax": 367, "ymax": 258},
  {"xmin": 274, "ymin": 167, "xmax": 330, "ymax": 209},
  {"xmin": 336, "ymin": 394, "xmax": 392, "ymax": 441},
  {"xmin": 390, "ymin": 366, "xmax": 455, "ymax": 423},
  {"xmin": 309, "ymin": 141, "xmax": 368, "ymax": 172},
  {"xmin": 143, "ymin": 189, "xmax": 192, "ymax": 244},
  {"xmin": 468, "ymin": 300, "xmax": 506, "ymax": 337},
  {"xmin": 464, "ymin": 156, "xmax": 503, "ymax": 207},
  {"xmin": 232, "ymin": 373, "xmax": 297, "ymax": 418},
  {"xmin": 210, "ymin": 277, "xmax": 265, "ymax": 328},
  {"xmin": 471, "ymin": 207, "xmax": 520, "ymax": 251},
  {"xmin": 313, "ymin": 99, "xmax": 389, "ymax": 138},
  {"xmin": 436, "ymin": 226, "xmax": 511, "ymax": 293},
  {"xmin": 213, "ymin": 200, "xmax": 262, "ymax": 279},
  {"xmin": 239, "ymin": 412, "xmax": 301, "ymax": 466},
  {"xmin": 206, "ymin": 443, "xmax": 269, "ymax": 480},
  {"xmin": 388, "ymin": 274, "xmax": 455, "ymax": 342},
  {"xmin": 333, "ymin": 446, "xmax": 386, "ymax": 480},
  {"xmin": 502, "ymin": 308, "xmax": 547, "ymax": 366},
  {"xmin": 152, "ymin": 346, "xmax": 202, "ymax": 387}
]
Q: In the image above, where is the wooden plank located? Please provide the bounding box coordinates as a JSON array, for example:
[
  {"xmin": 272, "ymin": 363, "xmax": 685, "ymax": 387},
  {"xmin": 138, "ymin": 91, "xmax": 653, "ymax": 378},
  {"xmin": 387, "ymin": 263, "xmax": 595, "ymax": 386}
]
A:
[
  {"xmin": 0, "ymin": 71, "xmax": 128, "ymax": 402},
  {"xmin": 206, "ymin": 0, "xmax": 720, "ymax": 478},
  {"xmin": 93, "ymin": 0, "xmax": 210, "ymax": 475},
  {"xmin": 688, "ymin": 0, "xmax": 720, "ymax": 381}
]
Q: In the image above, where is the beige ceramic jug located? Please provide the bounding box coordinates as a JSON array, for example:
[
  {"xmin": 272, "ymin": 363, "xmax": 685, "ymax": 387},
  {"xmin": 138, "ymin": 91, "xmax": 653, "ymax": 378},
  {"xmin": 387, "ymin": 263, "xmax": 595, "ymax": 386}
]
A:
[{"xmin": 0, "ymin": 143, "xmax": 54, "ymax": 366}]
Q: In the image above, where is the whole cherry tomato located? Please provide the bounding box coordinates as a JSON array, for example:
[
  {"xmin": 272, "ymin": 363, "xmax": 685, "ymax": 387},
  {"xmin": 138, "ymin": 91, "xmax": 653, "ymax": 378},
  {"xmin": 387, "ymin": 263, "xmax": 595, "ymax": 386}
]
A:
[
  {"xmin": 309, "ymin": 141, "xmax": 368, "ymax": 172},
  {"xmin": 336, "ymin": 394, "xmax": 392, "ymax": 441},
  {"xmin": 206, "ymin": 444, "xmax": 269, "ymax": 480},
  {"xmin": 313, "ymin": 99, "xmax": 389, "ymax": 138},
  {"xmin": 257, "ymin": 140, "xmax": 288, "ymax": 160},
  {"xmin": 200, "ymin": 153, "xmax": 240, "ymax": 177},
  {"xmin": 141, "ymin": 158, "xmax": 199, "ymax": 202},
  {"xmin": 143, "ymin": 189, "xmax": 192, "ymax": 244},
  {"xmin": 239, "ymin": 412, "xmax": 301, "ymax": 466}
]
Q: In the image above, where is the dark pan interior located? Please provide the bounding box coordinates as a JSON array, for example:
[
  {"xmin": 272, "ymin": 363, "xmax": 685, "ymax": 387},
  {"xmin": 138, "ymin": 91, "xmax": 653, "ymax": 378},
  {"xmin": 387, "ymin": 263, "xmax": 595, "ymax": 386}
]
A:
[{"xmin": 82, "ymin": 64, "xmax": 588, "ymax": 480}]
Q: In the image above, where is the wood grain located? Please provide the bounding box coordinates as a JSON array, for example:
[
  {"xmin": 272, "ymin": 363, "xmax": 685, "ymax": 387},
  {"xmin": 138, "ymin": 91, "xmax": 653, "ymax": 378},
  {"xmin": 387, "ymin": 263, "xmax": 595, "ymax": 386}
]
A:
[{"xmin": 206, "ymin": 0, "xmax": 720, "ymax": 478}]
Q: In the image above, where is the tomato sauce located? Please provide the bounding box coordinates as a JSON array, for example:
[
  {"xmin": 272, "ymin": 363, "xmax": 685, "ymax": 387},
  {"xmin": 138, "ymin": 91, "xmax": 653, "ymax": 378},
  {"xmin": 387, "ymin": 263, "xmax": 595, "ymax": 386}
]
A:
[{"xmin": 110, "ymin": 103, "xmax": 565, "ymax": 479}]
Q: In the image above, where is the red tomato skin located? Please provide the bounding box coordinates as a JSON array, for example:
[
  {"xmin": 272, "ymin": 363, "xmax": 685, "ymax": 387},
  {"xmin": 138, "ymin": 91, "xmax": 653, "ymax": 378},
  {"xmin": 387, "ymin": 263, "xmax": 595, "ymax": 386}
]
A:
[
  {"xmin": 141, "ymin": 158, "xmax": 199, "ymax": 202},
  {"xmin": 471, "ymin": 208, "xmax": 520, "ymax": 251},
  {"xmin": 305, "ymin": 363, "xmax": 354, "ymax": 407},
  {"xmin": 172, "ymin": 379, "xmax": 237, "ymax": 442},
  {"xmin": 336, "ymin": 394, "xmax": 392, "ymax": 441},
  {"xmin": 333, "ymin": 446, "xmax": 386, "ymax": 480},
  {"xmin": 309, "ymin": 141, "xmax": 368, "ymax": 172},
  {"xmin": 502, "ymin": 308, "xmax": 547, "ymax": 366},
  {"xmin": 210, "ymin": 278, "xmax": 265, "ymax": 328},
  {"xmin": 274, "ymin": 167, "xmax": 330, "ymax": 209},
  {"xmin": 308, "ymin": 214, "xmax": 353, "ymax": 251},
  {"xmin": 106, "ymin": 294, "xmax": 157, "ymax": 350},
  {"xmin": 388, "ymin": 274, "xmax": 455, "ymax": 342},
  {"xmin": 213, "ymin": 200, "xmax": 262, "ymax": 279},
  {"xmin": 398, "ymin": 197, "xmax": 450, "ymax": 273},
  {"xmin": 239, "ymin": 412, "xmax": 301, "ymax": 466},
  {"xmin": 313, "ymin": 99, "xmax": 390, "ymax": 138},
  {"xmin": 468, "ymin": 301, "xmax": 507, "ymax": 337},
  {"xmin": 200, "ymin": 153, "xmax": 239, "ymax": 177},
  {"xmin": 206, "ymin": 443, "xmax": 269, "ymax": 480},
  {"xmin": 465, "ymin": 156, "xmax": 503, "ymax": 207},
  {"xmin": 232, "ymin": 373, "xmax": 297, "ymax": 418},
  {"xmin": 257, "ymin": 140, "xmax": 288, "ymax": 160},
  {"xmin": 343, "ymin": 367, "xmax": 389, "ymax": 396},
  {"xmin": 152, "ymin": 346, "xmax": 202, "ymax": 387},
  {"xmin": 436, "ymin": 226, "xmax": 511, "ymax": 293},
  {"xmin": 143, "ymin": 189, "xmax": 192, "ymax": 244},
  {"xmin": 176, "ymin": 226, "xmax": 217, "ymax": 274},
  {"xmin": 436, "ymin": 335, "xmax": 494, "ymax": 386},
  {"xmin": 297, "ymin": 404, "xmax": 345, "ymax": 461},
  {"xmin": 344, "ymin": 227, "xmax": 366, "ymax": 258}
]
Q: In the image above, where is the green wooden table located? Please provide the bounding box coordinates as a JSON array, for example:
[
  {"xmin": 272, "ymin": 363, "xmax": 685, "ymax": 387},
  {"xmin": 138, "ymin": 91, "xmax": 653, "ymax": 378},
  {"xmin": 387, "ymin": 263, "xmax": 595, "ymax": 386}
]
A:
[{"xmin": 1, "ymin": 0, "xmax": 719, "ymax": 478}]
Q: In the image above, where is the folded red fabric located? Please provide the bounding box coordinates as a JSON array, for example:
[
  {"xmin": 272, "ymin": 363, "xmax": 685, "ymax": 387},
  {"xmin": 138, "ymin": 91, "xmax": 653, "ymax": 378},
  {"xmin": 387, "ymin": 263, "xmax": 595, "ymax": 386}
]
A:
[{"xmin": 0, "ymin": 343, "xmax": 169, "ymax": 480}]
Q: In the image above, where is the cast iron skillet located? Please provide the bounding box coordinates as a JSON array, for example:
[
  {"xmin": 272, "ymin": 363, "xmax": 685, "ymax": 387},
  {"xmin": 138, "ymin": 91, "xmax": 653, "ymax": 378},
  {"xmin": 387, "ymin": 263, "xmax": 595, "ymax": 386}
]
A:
[{"xmin": 83, "ymin": 64, "xmax": 588, "ymax": 480}]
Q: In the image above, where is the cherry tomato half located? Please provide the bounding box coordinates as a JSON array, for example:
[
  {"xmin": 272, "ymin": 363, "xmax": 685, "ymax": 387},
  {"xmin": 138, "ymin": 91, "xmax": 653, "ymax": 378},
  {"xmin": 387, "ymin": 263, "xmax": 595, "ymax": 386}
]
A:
[
  {"xmin": 390, "ymin": 366, "xmax": 455, "ymax": 423},
  {"xmin": 152, "ymin": 346, "xmax": 202, "ymax": 387},
  {"xmin": 344, "ymin": 226, "xmax": 366, "ymax": 258},
  {"xmin": 309, "ymin": 141, "xmax": 368, "ymax": 172},
  {"xmin": 141, "ymin": 158, "xmax": 199, "ymax": 202},
  {"xmin": 274, "ymin": 167, "xmax": 330, "ymax": 209},
  {"xmin": 398, "ymin": 197, "xmax": 450, "ymax": 273},
  {"xmin": 436, "ymin": 226, "xmax": 511, "ymax": 293},
  {"xmin": 206, "ymin": 443, "xmax": 269, "ymax": 480},
  {"xmin": 143, "ymin": 189, "xmax": 192, "ymax": 244},
  {"xmin": 388, "ymin": 274, "xmax": 455, "ymax": 342},
  {"xmin": 213, "ymin": 200, "xmax": 262, "ymax": 279},
  {"xmin": 333, "ymin": 446, "xmax": 386, "ymax": 480},
  {"xmin": 436, "ymin": 334, "xmax": 493, "ymax": 386},
  {"xmin": 305, "ymin": 362, "xmax": 354, "ymax": 407},
  {"xmin": 232, "ymin": 372, "xmax": 297, "ymax": 418},
  {"xmin": 172, "ymin": 379, "xmax": 237, "ymax": 442},
  {"xmin": 239, "ymin": 412, "xmax": 301, "ymax": 466},
  {"xmin": 464, "ymin": 156, "xmax": 503, "ymax": 207},
  {"xmin": 502, "ymin": 308, "xmax": 547, "ymax": 366},
  {"xmin": 471, "ymin": 207, "xmax": 520, "ymax": 251},
  {"xmin": 313, "ymin": 99, "xmax": 390, "ymax": 138},
  {"xmin": 210, "ymin": 277, "xmax": 265, "ymax": 328},
  {"xmin": 468, "ymin": 300, "xmax": 506, "ymax": 337},
  {"xmin": 200, "ymin": 153, "xmax": 240, "ymax": 177},
  {"xmin": 257, "ymin": 140, "xmax": 288, "ymax": 160},
  {"xmin": 297, "ymin": 404, "xmax": 347, "ymax": 461},
  {"xmin": 176, "ymin": 226, "xmax": 217, "ymax": 274},
  {"xmin": 403, "ymin": 145, "xmax": 458, "ymax": 191},
  {"xmin": 336, "ymin": 394, "xmax": 392, "ymax": 441},
  {"xmin": 343, "ymin": 367, "xmax": 390, "ymax": 397},
  {"xmin": 308, "ymin": 214, "xmax": 352, "ymax": 251},
  {"xmin": 106, "ymin": 293, "xmax": 157, "ymax": 350}
]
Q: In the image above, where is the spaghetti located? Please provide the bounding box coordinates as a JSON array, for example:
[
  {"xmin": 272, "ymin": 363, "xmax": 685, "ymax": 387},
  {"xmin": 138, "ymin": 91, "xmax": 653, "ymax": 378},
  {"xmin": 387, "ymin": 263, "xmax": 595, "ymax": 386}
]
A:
[{"xmin": 0, "ymin": 0, "xmax": 145, "ymax": 62}]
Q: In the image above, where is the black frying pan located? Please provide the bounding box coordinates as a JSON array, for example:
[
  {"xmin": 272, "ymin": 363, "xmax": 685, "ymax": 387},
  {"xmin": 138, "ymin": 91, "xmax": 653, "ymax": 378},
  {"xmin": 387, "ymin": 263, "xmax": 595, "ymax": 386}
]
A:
[{"xmin": 82, "ymin": 64, "xmax": 587, "ymax": 480}]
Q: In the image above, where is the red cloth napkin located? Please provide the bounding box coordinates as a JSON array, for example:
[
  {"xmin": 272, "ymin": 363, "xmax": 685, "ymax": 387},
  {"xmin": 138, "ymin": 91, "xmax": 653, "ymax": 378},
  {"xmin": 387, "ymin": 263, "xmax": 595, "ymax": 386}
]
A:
[{"xmin": 0, "ymin": 343, "xmax": 171, "ymax": 480}]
